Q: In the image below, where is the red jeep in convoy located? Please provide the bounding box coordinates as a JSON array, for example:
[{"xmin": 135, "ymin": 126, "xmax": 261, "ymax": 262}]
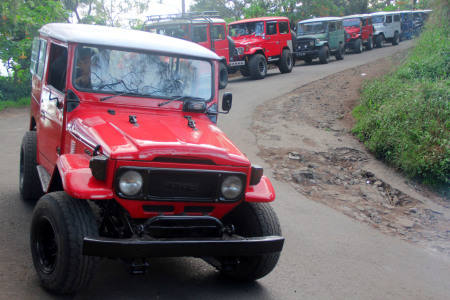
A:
[
  {"xmin": 22, "ymin": 23, "xmax": 283, "ymax": 294},
  {"xmin": 342, "ymin": 14, "xmax": 374, "ymax": 53},
  {"xmin": 228, "ymin": 16, "xmax": 295, "ymax": 79},
  {"xmin": 144, "ymin": 12, "xmax": 237, "ymax": 89}
]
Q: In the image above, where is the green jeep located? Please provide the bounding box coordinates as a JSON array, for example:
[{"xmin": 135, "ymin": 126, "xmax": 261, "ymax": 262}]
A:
[{"xmin": 294, "ymin": 17, "xmax": 345, "ymax": 64}]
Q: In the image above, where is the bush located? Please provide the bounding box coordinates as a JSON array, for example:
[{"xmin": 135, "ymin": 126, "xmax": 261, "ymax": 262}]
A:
[
  {"xmin": 352, "ymin": 0, "xmax": 450, "ymax": 188},
  {"xmin": 0, "ymin": 76, "xmax": 31, "ymax": 102}
]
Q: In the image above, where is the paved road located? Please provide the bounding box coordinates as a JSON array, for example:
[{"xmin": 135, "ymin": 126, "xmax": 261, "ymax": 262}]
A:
[{"xmin": 1, "ymin": 40, "xmax": 449, "ymax": 299}]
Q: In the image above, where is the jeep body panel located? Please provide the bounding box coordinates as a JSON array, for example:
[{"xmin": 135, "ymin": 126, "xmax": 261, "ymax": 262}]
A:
[
  {"xmin": 294, "ymin": 17, "xmax": 345, "ymax": 61},
  {"xmin": 399, "ymin": 10, "xmax": 415, "ymax": 40},
  {"xmin": 342, "ymin": 14, "xmax": 374, "ymax": 51},
  {"xmin": 228, "ymin": 16, "xmax": 294, "ymax": 76},
  {"xmin": 371, "ymin": 11, "xmax": 402, "ymax": 42},
  {"xmin": 26, "ymin": 23, "xmax": 283, "ymax": 293},
  {"xmin": 144, "ymin": 14, "xmax": 231, "ymax": 64}
]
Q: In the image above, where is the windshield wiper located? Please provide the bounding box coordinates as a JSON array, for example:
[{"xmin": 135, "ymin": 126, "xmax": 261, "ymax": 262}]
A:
[
  {"xmin": 158, "ymin": 96, "xmax": 205, "ymax": 107},
  {"xmin": 100, "ymin": 91, "xmax": 138, "ymax": 101}
]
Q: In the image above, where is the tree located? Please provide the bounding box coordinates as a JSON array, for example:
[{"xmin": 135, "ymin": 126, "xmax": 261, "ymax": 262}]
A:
[{"xmin": 0, "ymin": 0, "xmax": 70, "ymax": 83}]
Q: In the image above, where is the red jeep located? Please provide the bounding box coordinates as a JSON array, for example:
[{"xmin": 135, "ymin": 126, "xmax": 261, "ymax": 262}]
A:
[
  {"xmin": 22, "ymin": 23, "xmax": 283, "ymax": 294},
  {"xmin": 143, "ymin": 11, "xmax": 237, "ymax": 89},
  {"xmin": 228, "ymin": 16, "xmax": 295, "ymax": 79},
  {"xmin": 342, "ymin": 14, "xmax": 374, "ymax": 53}
]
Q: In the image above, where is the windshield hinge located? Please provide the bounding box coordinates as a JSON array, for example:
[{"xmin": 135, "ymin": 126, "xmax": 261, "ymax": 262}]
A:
[{"xmin": 184, "ymin": 116, "xmax": 198, "ymax": 131}]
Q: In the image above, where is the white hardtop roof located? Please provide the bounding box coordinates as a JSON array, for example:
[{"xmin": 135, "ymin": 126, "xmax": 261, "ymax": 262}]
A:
[
  {"xmin": 299, "ymin": 17, "xmax": 342, "ymax": 24},
  {"xmin": 370, "ymin": 11, "xmax": 401, "ymax": 16},
  {"xmin": 39, "ymin": 23, "xmax": 220, "ymax": 60},
  {"xmin": 149, "ymin": 17, "xmax": 225, "ymax": 25},
  {"xmin": 343, "ymin": 14, "xmax": 372, "ymax": 19}
]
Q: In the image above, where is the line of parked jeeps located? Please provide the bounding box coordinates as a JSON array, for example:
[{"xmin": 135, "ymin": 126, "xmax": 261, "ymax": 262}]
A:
[{"xmin": 144, "ymin": 10, "xmax": 431, "ymax": 87}]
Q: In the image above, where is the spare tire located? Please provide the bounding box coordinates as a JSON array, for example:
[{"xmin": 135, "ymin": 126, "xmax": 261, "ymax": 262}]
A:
[
  {"xmin": 290, "ymin": 30, "xmax": 298, "ymax": 50},
  {"xmin": 228, "ymin": 36, "xmax": 236, "ymax": 59}
]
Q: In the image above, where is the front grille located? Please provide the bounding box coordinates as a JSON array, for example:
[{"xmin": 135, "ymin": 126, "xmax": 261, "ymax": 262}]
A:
[
  {"xmin": 116, "ymin": 167, "xmax": 246, "ymax": 203},
  {"xmin": 297, "ymin": 39, "xmax": 315, "ymax": 51},
  {"xmin": 148, "ymin": 170, "xmax": 215, "ymax": 200}
]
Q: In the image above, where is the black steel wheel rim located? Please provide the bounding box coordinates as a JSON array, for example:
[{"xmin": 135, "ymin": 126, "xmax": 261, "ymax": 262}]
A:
[
  {"xmin": 35, "ymin": 216, "xmax": 58, "ymax": 273},
  {"xmin": 258, "ymin": 60, "xmax": 266, "ymax": 74}
]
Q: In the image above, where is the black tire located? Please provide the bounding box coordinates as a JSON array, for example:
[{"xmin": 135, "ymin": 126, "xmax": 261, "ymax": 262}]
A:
[
  {"xmin": 318, "ymin": 46, "xmax": 330, "ymax": 64},
  {"xmin": 375, "ymin": 35, "xmax": 383, "ymax": 48},
  {"xmin": 335, "ymin": 43, "xmax": 344, "ymax": 60},
  {"xmin": 290, "ymin": 30, "xmax": 298, "ymax": 50},
  {"xmin": 30, "ymin": 192, "xmax": 99, "ymax": 294},
  {"xmin": 278, "ymin": 49, "xmax": 293, "ymax": 73},
  {"xmin": 366, "ymin": 36, "xmax": 373, "ymax": 50},
  {"xmin": 240, "ymin": 68, "xmax": 250, "ymax": 77},
  {"xmin": 354, "ymin": 39, "xmax": 363, "ymax": 53},
  {"xmin": 248, "ymin": 54, "xmax": 267, "ymax": 80},
  {"xmin": 304, "ymin": 57, "xmax": 313, "ymax": 64},
  {"xmin": 392, "ymin": 32, "xmax": 400, "ymax": 45},
  {"xmin": 220, "ymin": 202, "xmax": 282, "ymax": 281},
  {"xmin": 218, "ymin": 62, "xmax": 228, "ymax": 89},
  {"xmin": 20, "ymin": 131, "xmax": 43, "ymax": 202}
]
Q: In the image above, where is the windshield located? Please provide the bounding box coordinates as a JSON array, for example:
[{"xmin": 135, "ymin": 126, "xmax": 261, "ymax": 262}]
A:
[
  {"xmin": 229, "ymin": 21, "xmax": 264, "ymax": 37},
  {"xmin": 372, "ymin": 16, "xmax": 384, "ymax": 24},
  {"xmin": 146, "ymin": 24, "xmax": 190, "ymax": 40},
  {"xmin": 297, "ymin": 22, "xmax": 327, "ymax": 35},
  {"xmin": 343, "ymin": 18, "xmax": 361, "ymax": 27},
  {"xmin": 72, "ymin": 46, "xmax": 212, "ymax": 101}
]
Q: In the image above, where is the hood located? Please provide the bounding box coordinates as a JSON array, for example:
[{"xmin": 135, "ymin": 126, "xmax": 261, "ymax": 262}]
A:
[
  {"xmin": 233, "ymin": 36, "xmax": 264, "ymax": 48},
  {"xmin": 297, "ymin": 33, "xmax": 326, "ymax": 40},
  {"xmin": 68, "ymin": 107, "xmax": 250, "ymax": 167},
  {"xmin": 344, "ymin": 26, "xmax": 361, "ymax": 35}
]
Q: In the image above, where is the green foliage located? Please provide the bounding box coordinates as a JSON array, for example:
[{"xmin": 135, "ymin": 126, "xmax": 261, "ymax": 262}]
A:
[
  {"xmin": 352, "ymin": 0, "xmax": 450, "ymax": 188},
  {"xmin": 0, "ymin": 97, "xmax": 30, "ymax": 111},
  {"xmin": 0, "ymin": 0, "xmax": 70, "ymax": 84},
  {"xmin": 0, "ymin": 76, "xmax": 30, "ymax": 101}
]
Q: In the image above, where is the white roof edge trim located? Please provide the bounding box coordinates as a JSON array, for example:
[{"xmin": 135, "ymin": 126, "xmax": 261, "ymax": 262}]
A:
[{"xmin": 39, "ymin": 23, "xmax": 220, "ymax": 61}]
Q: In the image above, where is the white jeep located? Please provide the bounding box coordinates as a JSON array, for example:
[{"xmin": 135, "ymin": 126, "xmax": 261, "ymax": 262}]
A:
[{"xmin": 370, "ymin": 11, "xmax": 402, "ymax": 48}]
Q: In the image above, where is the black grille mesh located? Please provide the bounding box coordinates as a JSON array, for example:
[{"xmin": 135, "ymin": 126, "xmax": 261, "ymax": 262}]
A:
[{"xmin": 148, "ymin": 170, "xmax": 216, "ymax": 200}]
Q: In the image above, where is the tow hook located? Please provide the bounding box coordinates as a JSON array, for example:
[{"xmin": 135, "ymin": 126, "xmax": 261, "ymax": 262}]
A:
[{"xmin": 119, "ymin": 258, "xmax": 149, "ymax": 275}]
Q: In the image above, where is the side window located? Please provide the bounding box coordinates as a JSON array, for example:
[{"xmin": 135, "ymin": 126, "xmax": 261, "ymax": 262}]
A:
[
  {"xmin": 394, "ymin": 15, "xmax": 400, "ymax": 22},
  {"xmin": 266, "ymin": 22, "xmax": 277, "ymax": 35},
  {"xmin": 37, "ymin": 40, "xmax": 47, "ymax": 79},
  {"xmin": 192, "ymin": 26, "xmax": 207, "ymax": 42},
  {"xmin": 386, "ymin": 15, "xmax": 392, "ymax": 23},
  {"xmin": 329, "ymin": 22, "xmax": 336, "ymax": 32},
  {"xmin": 362, "ymin": 19, "xmax": 366, "ymax": 26},
  {"xmin": 337, "ymin": 21, "xmax": 342, "ymax": 30},
  {"xmin": 47, "ymin": 44, "xmax": 67, "ymax": 92},
  {"xmin": 30, "ymin": 38, "xmax": 40, "ymax": 75},
  {"xmin": 279, "ymin": 22, "xmax": 289, "ymax": 34},
  {"xmin": 211, "ymin": 25, "xmax": 225, "ymax": 40}
]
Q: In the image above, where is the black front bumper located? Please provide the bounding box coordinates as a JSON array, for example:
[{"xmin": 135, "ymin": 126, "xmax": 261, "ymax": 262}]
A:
[
  {"xmin": 294, "ymin": 49, "xmax": 319, "ymax": 59},
  {"xmin": 83, "ymin": 235, "xmax": 284, "ymax": 258}
]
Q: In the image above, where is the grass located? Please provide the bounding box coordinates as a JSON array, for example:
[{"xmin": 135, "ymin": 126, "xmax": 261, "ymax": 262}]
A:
[
  {"xmin": 0, "ymin": 97, "xmax": 30, "ymax": 111},
  {"xmin": 352, "ymin": 0, "xmax": 449, "ymax": 191}
]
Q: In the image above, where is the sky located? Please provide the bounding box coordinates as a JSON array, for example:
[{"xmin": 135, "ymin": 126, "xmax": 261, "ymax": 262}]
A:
[{"xmin": 142, "ymin": 0, "xmax": 195, "ymax": 17}]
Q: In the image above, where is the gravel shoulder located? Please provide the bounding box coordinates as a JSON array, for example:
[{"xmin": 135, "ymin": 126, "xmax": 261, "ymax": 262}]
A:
[{"xmin": 252, "ymin": 50, "xmax": 450, "ymax": 256}]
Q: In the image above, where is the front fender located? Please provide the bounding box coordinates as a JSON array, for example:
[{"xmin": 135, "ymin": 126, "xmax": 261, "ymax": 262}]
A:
[
  {"xmin": 57, "ymin": 154, "xmax": 113, "ymax": 200},
  {"xmin": 245, "ymin": 47, "xmax": 263, "ymax": 56},
  {"xmin": 245, "ymin": 176, "xmax": 276, "ymax": 203}
]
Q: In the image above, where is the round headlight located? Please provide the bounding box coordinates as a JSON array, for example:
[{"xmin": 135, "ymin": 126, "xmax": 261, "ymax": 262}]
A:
[
  {"xmin": 221, "ymin": 176, "xmax": 243, "ymax": 200},
  {"xmin": 310, "ymin": 40, "xmax": 315, "ymax": 46},
  {"xmin": 119, "ymin": 170, "xmax": 143, "ymax": 196}
]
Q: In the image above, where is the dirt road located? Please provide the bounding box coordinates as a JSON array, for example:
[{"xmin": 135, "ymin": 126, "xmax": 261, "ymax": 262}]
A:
[{"xmin": 253, "ymin": 50, "xmax": 450, "ymax": 256}]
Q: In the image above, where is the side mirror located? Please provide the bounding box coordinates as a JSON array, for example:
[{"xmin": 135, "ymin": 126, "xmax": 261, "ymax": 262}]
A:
[{"xmin": 222, "ymin": 92, "xmax": 232, "ymax": 113}]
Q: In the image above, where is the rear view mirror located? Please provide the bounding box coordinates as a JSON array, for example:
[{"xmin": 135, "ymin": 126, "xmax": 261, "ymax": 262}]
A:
[{"xmin": 222, "ymin": 92, "xmax": 232, "ymax": 113}]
